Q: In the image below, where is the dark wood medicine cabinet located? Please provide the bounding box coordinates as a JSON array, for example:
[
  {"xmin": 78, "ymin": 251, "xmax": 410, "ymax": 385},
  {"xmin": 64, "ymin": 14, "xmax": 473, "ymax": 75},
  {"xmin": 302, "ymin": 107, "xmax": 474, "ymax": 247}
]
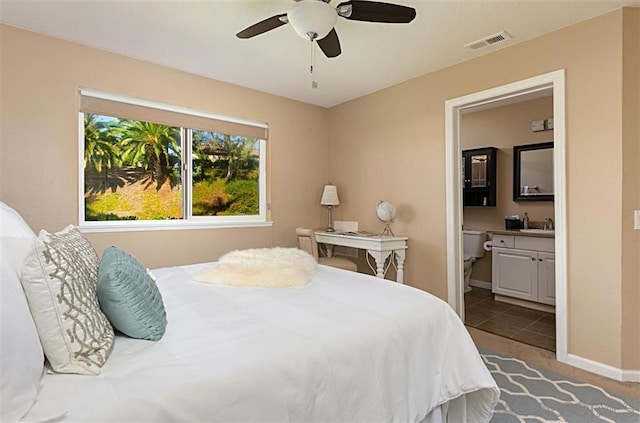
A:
[{"xmin": 462, "ymin": 147, "xmax": 497, "ymax": 207}]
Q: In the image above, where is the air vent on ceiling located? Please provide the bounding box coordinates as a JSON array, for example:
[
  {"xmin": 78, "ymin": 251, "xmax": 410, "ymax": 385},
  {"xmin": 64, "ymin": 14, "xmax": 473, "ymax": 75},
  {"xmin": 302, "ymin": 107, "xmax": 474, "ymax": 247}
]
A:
[{"xmin": 465, "ymin": 31, "xmax": 512, "ymax": 51}]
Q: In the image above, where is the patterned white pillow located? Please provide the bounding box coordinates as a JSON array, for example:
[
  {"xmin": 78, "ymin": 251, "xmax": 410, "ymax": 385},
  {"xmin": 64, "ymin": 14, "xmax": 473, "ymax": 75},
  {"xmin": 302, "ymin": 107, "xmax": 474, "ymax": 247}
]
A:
[{"xmin": 20, "ymin": 225, "xmax": 114, "ymax": 375}]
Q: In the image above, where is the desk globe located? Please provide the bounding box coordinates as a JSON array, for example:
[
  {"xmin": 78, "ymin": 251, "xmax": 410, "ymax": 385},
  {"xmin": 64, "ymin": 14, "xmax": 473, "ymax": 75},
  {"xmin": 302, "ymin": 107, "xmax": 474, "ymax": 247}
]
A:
[{"xmin": 376, "ymin": 201, "xmax": 397, "ymax": 236}]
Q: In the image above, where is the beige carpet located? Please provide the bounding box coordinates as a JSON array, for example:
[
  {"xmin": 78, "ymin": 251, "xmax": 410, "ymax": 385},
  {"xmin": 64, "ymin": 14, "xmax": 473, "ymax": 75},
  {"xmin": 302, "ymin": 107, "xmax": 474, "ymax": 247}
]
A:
[{"xmin": 467, "ymin": 326, "xmax": 640, "ymax": 401}]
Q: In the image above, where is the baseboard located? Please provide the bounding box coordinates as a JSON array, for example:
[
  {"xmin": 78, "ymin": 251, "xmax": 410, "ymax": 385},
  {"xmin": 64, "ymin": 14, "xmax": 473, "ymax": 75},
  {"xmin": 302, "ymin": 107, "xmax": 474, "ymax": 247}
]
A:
[
  {"xmin": 469, "ymin": 279, "xmax": 491, "ymax": 290},
  {"xmin": 566, "ymin": 353, "xmax": 640, "ymax": 382},
  {"xmin": 494, "ymin": 294, "xmax": 555, "ymax": 313},
  {"xmin": 622, "ymin": 369, "xmax": 640, "ymax": 382}
]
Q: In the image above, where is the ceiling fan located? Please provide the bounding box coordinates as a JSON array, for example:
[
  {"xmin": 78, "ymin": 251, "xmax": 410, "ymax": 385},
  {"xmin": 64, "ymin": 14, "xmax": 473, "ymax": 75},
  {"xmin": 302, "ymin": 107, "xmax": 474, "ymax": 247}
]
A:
[{"xmin": 236, "ymin": 0, "xmax": 416, "ymax": 58}]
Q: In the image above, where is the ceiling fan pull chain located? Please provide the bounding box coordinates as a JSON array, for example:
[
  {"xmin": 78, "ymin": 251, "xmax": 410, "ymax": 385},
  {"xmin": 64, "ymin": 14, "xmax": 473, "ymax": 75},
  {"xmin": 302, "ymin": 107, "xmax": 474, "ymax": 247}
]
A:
[
  {"xmin": 310, "ymin": 40, "xmax": 316, "ymax": 74},
  {"xmin": 310, "ymin": 41, "xmax": 319, "ymax": 89}
]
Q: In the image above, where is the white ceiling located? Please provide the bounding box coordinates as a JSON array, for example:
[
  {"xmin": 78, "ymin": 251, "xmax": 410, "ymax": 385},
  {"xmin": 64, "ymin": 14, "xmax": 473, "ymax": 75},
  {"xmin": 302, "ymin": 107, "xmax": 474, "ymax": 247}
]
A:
[{"xmin": 1, "ymin": 0, "xmax": 638, "ymax": 108}]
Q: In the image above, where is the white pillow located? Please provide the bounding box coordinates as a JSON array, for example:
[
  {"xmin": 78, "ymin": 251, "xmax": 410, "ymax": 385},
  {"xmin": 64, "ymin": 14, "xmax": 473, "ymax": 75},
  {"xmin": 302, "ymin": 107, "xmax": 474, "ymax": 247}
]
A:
[
  {"xmin": 0, "ymin": 236, "xmax": 44, "ymax": 421},
  {"xmin": 20, "ymin": 225, "xmax": 114, "ymax": 375},
  {"xmin": 0, "ymin": 201, "xmax": 36, "ymax": 238}
]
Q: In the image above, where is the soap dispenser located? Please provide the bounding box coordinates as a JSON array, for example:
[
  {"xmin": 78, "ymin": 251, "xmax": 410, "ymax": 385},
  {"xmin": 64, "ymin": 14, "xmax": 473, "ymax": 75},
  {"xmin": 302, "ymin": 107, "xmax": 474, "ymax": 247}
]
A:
[{"xmin": 523, "ymin": 212, "xmax": 529, "ymax": 229}]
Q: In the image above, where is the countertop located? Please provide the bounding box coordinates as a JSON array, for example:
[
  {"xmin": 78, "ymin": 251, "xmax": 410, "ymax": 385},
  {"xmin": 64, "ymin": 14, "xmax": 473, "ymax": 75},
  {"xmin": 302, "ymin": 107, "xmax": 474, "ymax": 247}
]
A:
[{"xmin": 487, "ymin": 229, "xmax": 555, "ymax": 239}]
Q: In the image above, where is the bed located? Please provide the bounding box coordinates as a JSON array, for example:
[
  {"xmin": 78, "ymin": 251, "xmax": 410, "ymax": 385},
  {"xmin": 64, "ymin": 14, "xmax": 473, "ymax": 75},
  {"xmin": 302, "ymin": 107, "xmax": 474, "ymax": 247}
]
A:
[{"xmin": 1, "ymin": 202, "xmax": 499, "ymax": 423}]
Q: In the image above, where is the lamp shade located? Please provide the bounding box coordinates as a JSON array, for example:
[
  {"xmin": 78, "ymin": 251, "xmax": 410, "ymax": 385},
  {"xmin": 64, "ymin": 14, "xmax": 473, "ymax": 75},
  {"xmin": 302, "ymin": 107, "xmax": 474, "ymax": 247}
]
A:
[
  {"xmin": 320, "ymin": 185, "xmax": 339, "ymax": 206},
  {"xmin": 288, "ymin": 0, "xmax": 338, "ymax": 41}
]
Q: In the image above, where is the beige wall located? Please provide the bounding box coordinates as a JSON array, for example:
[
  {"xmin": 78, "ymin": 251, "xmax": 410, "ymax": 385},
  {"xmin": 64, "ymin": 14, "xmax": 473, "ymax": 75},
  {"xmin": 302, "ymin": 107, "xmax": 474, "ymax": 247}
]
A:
[
  {"xmin": 0, "ymin": 24, "xmax": 330, "ymax": 268},
  {"xmin": 1, "ymin": 9, "xmax": 638, "ymax": 374},
  {"xmin": 621, "ymin": 8, "xmax": 640, "ymax": 372},
  {"xmin": 328, "ymin": 9, "xmax": 638, "ymax": 370},
  {"xmin": 461, "ymin": 97, "xmax": 555, "ymax": 283}
]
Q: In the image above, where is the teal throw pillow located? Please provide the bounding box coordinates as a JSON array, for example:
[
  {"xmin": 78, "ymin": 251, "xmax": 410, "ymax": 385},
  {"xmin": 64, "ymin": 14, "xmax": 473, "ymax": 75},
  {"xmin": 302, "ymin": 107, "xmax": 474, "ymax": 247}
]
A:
[{"xmin": 97, "ymin": 246, "xmax": 167, "ymax": 341}]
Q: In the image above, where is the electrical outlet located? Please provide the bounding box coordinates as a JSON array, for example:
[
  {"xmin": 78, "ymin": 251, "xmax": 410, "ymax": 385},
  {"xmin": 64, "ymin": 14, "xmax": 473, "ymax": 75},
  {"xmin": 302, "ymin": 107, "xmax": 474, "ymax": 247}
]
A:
[
  {"xmin": 545, "ymin": 118, "xmax": 554, "ymax": 130},
  {"xmin": 635, "ymin": 210, "xmax": 640, "ymax": 230}
]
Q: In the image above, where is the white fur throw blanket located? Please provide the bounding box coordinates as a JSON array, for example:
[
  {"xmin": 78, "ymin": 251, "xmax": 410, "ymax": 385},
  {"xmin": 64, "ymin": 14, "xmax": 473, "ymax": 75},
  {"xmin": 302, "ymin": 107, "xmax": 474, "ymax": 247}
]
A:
[{"xmin": 193, "ymin": 248, "xmax": 317, "ymax": 288}]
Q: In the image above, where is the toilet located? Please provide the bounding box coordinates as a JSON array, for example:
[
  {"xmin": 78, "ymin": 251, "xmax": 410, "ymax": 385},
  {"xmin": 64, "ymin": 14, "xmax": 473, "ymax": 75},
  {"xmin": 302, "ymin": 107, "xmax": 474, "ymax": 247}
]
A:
[{"xmin": 463, "ymin": 230, "xmax": 486, "ymax": 293}]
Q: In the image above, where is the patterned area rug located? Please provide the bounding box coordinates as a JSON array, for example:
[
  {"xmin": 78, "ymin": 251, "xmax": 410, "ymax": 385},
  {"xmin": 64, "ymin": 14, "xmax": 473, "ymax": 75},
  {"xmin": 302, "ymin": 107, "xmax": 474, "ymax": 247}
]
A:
[{"xmin": 480, "ymin": 348, "xmax": 640, "ymax": 423}]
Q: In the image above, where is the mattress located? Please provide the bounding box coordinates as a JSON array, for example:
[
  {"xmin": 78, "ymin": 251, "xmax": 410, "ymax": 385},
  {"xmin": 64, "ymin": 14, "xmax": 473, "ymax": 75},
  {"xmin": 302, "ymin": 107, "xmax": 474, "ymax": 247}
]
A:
[{"xmin": 24, "ymin": 263, "xmax": 498, "ymax": 422}]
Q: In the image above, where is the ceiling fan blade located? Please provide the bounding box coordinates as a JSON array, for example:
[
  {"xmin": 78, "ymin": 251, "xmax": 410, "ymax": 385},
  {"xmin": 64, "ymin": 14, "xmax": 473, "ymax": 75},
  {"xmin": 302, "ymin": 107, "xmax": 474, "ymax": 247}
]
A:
[
  {"xmin": 317, "ymin": 28, "xmax": 341, "ymax": 58},
  {"xmin": 337, "ymin": 1, "xmax": 416, "ymax": 23},
  {"xmin": 236, "ymin": 14, "xmax": 288, "ymax": 39}
]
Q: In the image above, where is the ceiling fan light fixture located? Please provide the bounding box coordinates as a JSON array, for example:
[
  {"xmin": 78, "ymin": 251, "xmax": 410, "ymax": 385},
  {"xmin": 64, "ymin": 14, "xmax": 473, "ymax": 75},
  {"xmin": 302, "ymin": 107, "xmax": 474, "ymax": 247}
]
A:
[{"xmin": 288, "ymin": 0, "xmax": 338, "ymax": 41}]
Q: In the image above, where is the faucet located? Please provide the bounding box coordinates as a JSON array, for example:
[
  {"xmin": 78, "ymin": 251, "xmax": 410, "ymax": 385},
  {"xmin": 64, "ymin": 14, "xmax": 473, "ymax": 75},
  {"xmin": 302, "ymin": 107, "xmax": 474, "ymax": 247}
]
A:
[{"xmin": 544, "ymin": 218, "xmax": 555, "ymax": 230}]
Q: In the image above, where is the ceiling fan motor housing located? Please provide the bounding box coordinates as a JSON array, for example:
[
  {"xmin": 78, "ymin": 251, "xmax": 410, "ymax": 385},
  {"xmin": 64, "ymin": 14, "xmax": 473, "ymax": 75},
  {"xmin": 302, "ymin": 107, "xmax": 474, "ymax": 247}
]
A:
[{"xmin": 288, "ymin": 0, "xmax": 338, "ymax": 41}]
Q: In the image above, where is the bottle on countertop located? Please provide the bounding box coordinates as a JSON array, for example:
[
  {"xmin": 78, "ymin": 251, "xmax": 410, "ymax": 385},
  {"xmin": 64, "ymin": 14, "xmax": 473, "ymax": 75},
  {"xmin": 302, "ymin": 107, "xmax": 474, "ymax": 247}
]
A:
[{"xmin": 523, "ymin": 212, "xmax": 529, "ymax": 229}]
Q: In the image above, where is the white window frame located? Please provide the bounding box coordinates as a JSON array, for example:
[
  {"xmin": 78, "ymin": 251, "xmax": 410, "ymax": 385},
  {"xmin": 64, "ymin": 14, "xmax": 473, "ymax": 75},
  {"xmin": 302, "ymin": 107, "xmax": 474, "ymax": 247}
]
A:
[{"xmin": 78, "ymin": 88, "xmax": 270, "ymax": 233}]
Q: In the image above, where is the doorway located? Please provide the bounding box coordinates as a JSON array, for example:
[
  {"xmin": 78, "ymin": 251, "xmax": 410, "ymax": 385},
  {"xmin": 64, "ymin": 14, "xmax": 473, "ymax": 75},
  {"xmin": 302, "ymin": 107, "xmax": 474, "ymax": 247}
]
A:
[
  {"xmin": 461, "ymin": 92, "xmax": 556, "ymax": 351},
  {"xmin": 444, "ymin": 70, "xmax": 568, "ymax": 363}
]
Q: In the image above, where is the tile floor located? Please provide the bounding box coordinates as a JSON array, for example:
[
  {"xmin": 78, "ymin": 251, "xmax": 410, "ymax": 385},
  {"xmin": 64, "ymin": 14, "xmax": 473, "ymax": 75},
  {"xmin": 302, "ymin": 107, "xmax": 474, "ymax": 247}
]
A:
[{"xmin": 464, "ymin": 287, "xmax": 556, "ymax": 351}]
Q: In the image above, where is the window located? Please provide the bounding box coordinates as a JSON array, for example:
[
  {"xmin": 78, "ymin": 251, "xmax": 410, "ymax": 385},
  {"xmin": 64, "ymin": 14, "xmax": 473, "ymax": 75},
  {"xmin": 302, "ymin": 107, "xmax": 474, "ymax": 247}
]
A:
[{"xmin": 79, "ymin": 89, "xmax": 268, "ymax": 231}]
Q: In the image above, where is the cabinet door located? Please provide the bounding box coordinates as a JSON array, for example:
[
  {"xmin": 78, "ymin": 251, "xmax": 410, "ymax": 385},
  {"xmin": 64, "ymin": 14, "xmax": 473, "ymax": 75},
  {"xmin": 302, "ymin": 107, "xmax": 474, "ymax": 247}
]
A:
[
  {"xmin": 492, "ymin": 247, "xmax": 538, "ymax": 301},
  {"xmin": 469, "ymin": 152, "xmax": 490, "ymax": 188},
  {"xmin": 462, "ymin": 147, "xmax": 497, "ymax": 207},
  {"xmin": 537, "ymin": 252, "xmax": 556, "ymax": 305}
]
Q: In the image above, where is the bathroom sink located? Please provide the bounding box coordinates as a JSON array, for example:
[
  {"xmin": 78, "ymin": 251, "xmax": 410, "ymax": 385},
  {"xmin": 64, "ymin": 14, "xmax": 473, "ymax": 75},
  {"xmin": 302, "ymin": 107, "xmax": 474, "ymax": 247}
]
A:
[{"xmin": 520, "ymin": 229, "xmax": 554, "ymax": 235}]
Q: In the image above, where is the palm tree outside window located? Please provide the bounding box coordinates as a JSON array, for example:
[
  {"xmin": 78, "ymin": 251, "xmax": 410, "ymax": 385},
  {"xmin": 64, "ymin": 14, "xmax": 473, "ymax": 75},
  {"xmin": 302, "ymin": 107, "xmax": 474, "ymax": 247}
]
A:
[{"xmin": 80, "ymin": 89, "xmax": 267, "ymax": 227}]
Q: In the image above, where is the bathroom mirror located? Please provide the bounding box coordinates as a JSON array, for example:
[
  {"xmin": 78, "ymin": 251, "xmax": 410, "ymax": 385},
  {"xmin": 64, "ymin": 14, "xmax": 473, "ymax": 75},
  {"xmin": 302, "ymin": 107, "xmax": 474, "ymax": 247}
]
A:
[{"xmin": 513, "ymin": 141, "xmax": 554, "ymax": 202}]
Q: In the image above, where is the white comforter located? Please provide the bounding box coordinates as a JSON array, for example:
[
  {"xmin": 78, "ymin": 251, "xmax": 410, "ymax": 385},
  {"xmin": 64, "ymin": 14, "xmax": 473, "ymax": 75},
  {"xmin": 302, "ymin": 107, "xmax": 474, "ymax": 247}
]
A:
[{"xmin": 25, "ymin": 263, "xmax": 498, "ymax": 423}]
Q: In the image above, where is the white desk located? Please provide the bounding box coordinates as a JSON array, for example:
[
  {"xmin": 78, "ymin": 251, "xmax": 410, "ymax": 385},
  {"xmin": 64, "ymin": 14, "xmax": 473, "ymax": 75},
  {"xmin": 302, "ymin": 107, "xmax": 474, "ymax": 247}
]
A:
[{"xmin": 315, "ymin": 231, "xmax": 408, "ymax": 284}]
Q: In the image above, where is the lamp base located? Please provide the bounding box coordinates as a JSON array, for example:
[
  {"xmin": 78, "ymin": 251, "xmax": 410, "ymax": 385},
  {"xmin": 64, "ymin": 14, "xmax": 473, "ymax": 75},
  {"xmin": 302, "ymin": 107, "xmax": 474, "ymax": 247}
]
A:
[{"xmin": 325, "ymin": 205, "xmax": 335, "ymax": 232}]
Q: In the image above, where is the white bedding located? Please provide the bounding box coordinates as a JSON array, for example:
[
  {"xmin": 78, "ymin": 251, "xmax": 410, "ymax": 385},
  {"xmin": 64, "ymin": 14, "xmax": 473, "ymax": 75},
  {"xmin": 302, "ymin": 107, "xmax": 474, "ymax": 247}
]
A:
[{"xmin": 24, "ymin": 262, "xmax": 498, "ymax": 423}]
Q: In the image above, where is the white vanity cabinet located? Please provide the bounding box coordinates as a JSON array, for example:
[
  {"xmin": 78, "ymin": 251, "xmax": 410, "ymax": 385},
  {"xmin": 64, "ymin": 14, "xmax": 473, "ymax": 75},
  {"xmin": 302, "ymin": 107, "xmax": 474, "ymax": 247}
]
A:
[
  {"xmin": 491, "ymin": 234, "xmax": 555, "ymax": 305},
  {"xmin": 537, "ymin": 252, "xmax": 556, "ymax": 305}
]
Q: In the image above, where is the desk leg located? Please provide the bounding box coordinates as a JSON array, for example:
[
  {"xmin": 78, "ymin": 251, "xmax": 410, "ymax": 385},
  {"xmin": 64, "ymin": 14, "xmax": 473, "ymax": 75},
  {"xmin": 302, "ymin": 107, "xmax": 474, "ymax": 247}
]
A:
[
  {"xmin": 394, "ymin": 249, "xmax": 406, "ymax": 284},
  {"xmin": 367, "ymin": 250, "xmax": 392, "ymax": 279}
]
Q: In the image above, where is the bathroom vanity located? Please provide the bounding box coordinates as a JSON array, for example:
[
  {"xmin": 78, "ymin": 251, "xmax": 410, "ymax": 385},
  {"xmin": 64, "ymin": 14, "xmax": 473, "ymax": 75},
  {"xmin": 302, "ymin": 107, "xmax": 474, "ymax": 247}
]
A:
[{"xmin": 488, "ymin": 230, "xmax": 555, "ymax": 310}]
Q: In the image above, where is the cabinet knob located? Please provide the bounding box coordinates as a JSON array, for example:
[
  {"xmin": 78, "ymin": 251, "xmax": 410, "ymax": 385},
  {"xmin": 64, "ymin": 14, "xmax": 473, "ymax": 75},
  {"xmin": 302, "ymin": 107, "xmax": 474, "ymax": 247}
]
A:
[
  {"xmin": 539, "ymin": 258, "xmax": 543, "ymax": 262},
  {"xmin": 531, "ymin": 257, "xmax": 536, "ymax": 261}
]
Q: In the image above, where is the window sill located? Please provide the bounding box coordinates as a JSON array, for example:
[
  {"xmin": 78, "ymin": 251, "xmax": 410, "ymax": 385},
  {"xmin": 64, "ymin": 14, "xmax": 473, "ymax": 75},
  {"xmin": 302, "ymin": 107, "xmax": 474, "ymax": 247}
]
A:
[{"xmin": 78, "ymin": 220, "xmax": 273, "ymax": 233}]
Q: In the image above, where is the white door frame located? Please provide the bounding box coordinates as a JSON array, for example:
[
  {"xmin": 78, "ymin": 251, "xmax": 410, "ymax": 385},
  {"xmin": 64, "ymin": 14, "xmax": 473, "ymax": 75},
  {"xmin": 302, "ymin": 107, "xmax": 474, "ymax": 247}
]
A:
[{"xmin": 444, "ymin": 70, "xmax": 568, "ymax": 362}]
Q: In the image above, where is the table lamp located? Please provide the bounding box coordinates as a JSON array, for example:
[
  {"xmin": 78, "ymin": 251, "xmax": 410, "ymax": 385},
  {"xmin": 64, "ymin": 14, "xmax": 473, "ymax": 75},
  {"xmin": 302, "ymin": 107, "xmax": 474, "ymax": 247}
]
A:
[{"xmin": 320, "ymin": 184, "xmax": 339, "ymax": 232}]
